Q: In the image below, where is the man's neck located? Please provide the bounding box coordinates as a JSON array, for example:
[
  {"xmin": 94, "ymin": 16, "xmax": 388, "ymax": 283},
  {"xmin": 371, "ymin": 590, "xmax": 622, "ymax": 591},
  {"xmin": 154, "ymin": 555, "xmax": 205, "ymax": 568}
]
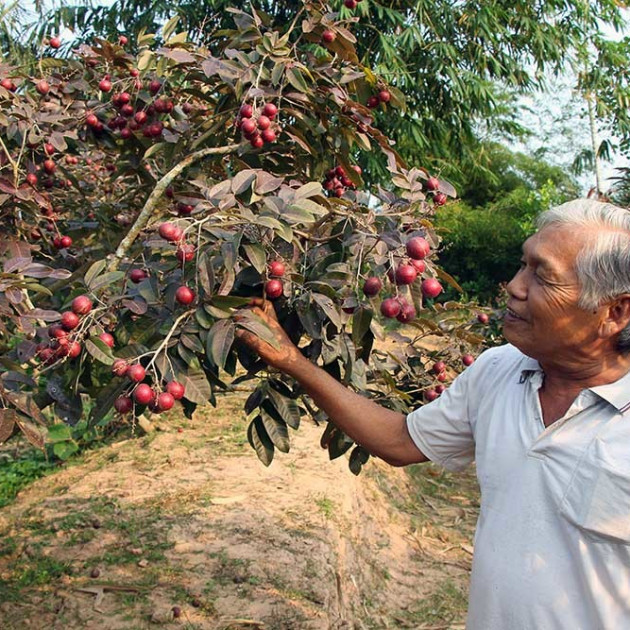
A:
[{"xmin": 539, "ymin": 351, "xmax": 630, "ymax": 397}]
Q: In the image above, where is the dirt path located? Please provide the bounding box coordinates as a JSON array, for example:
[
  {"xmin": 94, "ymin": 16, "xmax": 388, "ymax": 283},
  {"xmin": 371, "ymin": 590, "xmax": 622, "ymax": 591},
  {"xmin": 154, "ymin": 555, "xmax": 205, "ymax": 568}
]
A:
[{"xmin": 0, "ymin": 391, "xmax": 479, "ymax": 629}]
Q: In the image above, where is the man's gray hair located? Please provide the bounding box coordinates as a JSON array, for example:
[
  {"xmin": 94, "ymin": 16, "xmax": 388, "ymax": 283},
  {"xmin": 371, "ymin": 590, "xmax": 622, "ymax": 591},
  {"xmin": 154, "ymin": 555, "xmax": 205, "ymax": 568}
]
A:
[{"xmin": 536, "ymin": 198, "xmax": 630, "ymax": 354}]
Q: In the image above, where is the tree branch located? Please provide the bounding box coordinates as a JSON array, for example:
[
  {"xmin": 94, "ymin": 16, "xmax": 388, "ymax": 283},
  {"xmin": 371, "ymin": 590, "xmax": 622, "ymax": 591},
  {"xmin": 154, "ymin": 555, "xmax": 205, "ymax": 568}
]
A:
[{"xmin": 107, "ymin": 143, "xmax": 240, "ymax": 272}]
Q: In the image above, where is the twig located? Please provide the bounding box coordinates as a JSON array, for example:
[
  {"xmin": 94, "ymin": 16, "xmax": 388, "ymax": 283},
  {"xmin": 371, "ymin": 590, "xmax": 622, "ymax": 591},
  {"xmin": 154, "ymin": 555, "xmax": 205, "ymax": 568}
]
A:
[{"xmin": 106, "ymin": 143, "xmax": 239, "ymax": 272}]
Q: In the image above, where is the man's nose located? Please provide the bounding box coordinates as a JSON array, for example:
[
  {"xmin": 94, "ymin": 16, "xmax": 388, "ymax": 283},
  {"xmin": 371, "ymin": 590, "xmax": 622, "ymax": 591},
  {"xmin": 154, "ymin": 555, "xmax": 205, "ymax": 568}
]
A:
[{"xmin": 506, "ymin": 268, "xmax": 527, "ymax": 300}]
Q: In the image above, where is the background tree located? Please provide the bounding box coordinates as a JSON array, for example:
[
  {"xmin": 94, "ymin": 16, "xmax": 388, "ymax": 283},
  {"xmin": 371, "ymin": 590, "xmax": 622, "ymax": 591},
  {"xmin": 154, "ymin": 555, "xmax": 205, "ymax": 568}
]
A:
[{"xmin": 11, "ymin": 0, "xmax": 627, "ymax": 181}]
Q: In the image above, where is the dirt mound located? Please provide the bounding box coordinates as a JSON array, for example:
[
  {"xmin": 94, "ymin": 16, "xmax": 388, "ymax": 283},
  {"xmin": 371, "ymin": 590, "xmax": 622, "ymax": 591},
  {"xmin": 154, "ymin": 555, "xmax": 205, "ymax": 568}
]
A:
[{"xmin": 0, "ymin": 393, "xmax": 477, "ymax": 629}]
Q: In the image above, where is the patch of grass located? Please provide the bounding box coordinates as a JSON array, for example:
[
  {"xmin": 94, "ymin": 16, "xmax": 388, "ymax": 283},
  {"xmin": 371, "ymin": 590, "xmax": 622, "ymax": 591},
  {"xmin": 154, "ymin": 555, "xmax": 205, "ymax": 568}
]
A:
[
  {"xmin": 398, "ymin": 579, "xmax": 467, "ymax": 626},
  {"xmin": 14, "ymin": 553, "xmax": 73, "ymax": 587},
  {"xmin": 0, "ymin": 451, "xmax": 57, "ymax": 508},
  {"xmin": 314, "ymin": 495, "xmax": 336, "ymax": 519}
]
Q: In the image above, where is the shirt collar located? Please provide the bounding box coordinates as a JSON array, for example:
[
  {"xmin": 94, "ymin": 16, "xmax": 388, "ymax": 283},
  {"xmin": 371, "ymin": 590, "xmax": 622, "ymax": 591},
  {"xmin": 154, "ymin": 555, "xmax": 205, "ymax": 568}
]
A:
[
  {"xmin": 590, "ymin": 368, "xmax": 630, "ymax": 415},
  {"xmin": 516, "ymin": 349, "xmax": 630, "ymax": 415}
]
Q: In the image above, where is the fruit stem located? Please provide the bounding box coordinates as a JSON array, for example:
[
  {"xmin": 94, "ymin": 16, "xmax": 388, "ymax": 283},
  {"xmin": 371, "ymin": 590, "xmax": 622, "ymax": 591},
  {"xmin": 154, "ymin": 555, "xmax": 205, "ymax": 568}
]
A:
[
  {"xmin": 143, "ymin": 309, "xmax": 194, "ymax": 374},
  {"xmin": 107, "ymin": 143, "xmax": 239, "ymax": 272}
]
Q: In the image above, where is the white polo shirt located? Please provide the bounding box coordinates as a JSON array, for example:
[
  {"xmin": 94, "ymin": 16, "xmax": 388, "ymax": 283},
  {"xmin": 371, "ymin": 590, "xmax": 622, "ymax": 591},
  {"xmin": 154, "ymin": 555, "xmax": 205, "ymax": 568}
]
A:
[{"xmin": 406, "ymin": 344, "xmax": 630, "ymax": 630}]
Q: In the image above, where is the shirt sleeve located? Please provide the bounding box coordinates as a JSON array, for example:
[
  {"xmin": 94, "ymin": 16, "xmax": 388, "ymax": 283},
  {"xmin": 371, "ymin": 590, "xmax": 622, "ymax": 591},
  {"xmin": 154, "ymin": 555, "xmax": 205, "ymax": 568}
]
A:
[{"xmin": 406, "ymin": 348, "xmax": 495, "ymax": 471}]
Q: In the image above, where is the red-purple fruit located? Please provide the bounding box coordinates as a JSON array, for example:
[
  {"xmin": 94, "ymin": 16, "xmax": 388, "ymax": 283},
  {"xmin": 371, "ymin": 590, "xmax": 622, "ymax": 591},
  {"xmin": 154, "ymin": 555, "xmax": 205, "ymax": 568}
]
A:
[
  {"xmin": 345, "ymin": 0, "xmax": 358, "ymax": 7},
  {"xmin": 424, "ymin": 388, "xmax": 439, "ymax": 402},
  {"xmin": 176, "ymin": 243, "xmax": 195, "ymax": 262},
  {"xmin": 421, "ymin": 278, "xmax": 443, "ymax": 299},
  {"xmin": 410, "ymin": 259, "xmax": 426, "ymax": 273},
  {"xmin": 432, "ymin": 360, "xmax": 446, "ymax": 374},
  {"xmin": 67, "ymin": 341, "xmax": 82, "ymax": 359},
  {"xmin": 261, "ymin": 129, "xmax": 276, "ymax": 143},
  {"xmin": 395, "ymin": 264, "xmax": 418, "ymax": 285},
  {"xmin": 363, "ymin": 277, "xmax": 382, "ymax": 297},
  {"xmin": 396, "ymin": 301, "xmax": 416, "ymax": 323},
  {"xmin": 112, "ymin": 359, "xmax": 129, "ymax": 377},
  {"xmin": 434, "ymin": 192, "xmax": 447, "ymax": 206},
  {"xmin": 49, "ymin": 36, "xmax": 61, "ymax": 49},
  {"xmin": 380, "ymin": 297, "xmax": 401, "ymax": 319},
  {"xmin": 43, "ymin": 159, "xmax": 56, "ymax": 174},
  {"xmin": 60, "ymin": 235, "xmax": 72, "ymax": 248},
  {"xmin": 134, "ymin": 384, "xmax": 155, "ymax": 405},
  {"xmin": 251, "ymin": 136, "xmax": 264, "ymax": 149},
  {"xmin": 98, "ymin": 77, "xmax": 112, "ymax": 92},
  {"xmin": 262, "ymin": 103, "xmax": 278, "ymax": 119},
  {"xmin": 406, "ymin": 236, "xmax": 430, "ymax": 260},
  {"xmin": 26, "ymin": 173, "xmax": 38, "ymax": 186},
  {"xmin": 378, "ymin": 90, "xmax": 391, "ymax": 103},
  {"xmin": 435, "ymin": 384, "xmax": 446, "ymax": 394},
  {"xmin": 71, "ymin": 295, "xmax": 93, "ymax": 315},
  {"xmin": 158, "ymin": 222, "xmax": 182, "ymax": 242},
  {"xmin": 240, "ymin": 104, "xmax": 254, "ymax": 118},
  {"xmin": 257, "ymin": 115, "xmax": 271, "ymax": 130},
  {"xmin": 127, "ymin": 364, "xmax": 146, "ymax": 382},
  {"xmin": 60, "ymin": 311, "xmax": 80, "ymax": 330},
  {"xmin": 462, "ymin": 354, "xmax": 475, "ymax": 366},
  {"xmin": 149, "ymin": 80, "xmax": 161, "ymax": 94},
  {"xmin": 265, "ymin": 279, "xmax": 283, "ymax": 299},
  {"xmin": 426, "ymin": 176, "xmax": 440, "ymax": 191},
  {"xmin": 114, "ymin": 396, "xmax": 133, "ymax": 413},
  {"xmin": 367, "ymin": 96, "xmax": 380, "ymax": 108},
  {"xmin": 36, "ymin": 80, "xmax": 50, "ymax": 95},
  {"xmin": 99, "ymin": 332, "xmax": 115, "ymax": 348},
  {"xmin": 268, "ymin": 260, "xmax": 285, "ymax": 277},
  {"xmin": 241, "ymin": 118, "xmax": 257, "ymax": 135},
  {"xmin": 175, "ymin": 286, "xmax": 195, "ymax": 305},
  {"xmin": 437, "ymin": 371, "xmax": 448, "ymax": 382},
  {"xmin": 166, "ymin": 381, "xmax": 185, "ymax": 400},
  {"xmin": 129, "ymin": 268, "xmax": 148, "ymax": 283},
  {"xmin": 477, "ymin": 312, "xmax": 489, "ymax": 324},
  {"xmin": 157, "ymin": 392, "xmax": 175, "ymax": 411},
  {"xmin": 322, "ymin": 30, "xmax": 336, "ymax": 43}
]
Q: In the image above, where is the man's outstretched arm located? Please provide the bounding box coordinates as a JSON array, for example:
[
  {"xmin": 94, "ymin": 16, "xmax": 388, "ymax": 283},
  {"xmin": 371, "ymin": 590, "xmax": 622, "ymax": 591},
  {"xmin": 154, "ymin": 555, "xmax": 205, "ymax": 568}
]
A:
[{"xmin": 235, "ymin": 298, "xmax": 428, "ymax": 467}]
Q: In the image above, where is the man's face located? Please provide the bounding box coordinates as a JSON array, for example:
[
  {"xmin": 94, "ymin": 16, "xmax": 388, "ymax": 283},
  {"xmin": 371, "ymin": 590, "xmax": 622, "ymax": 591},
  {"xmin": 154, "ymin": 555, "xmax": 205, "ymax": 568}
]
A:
[{"xmin": 504, "ymin": 224, "xmax": 605, "ymax": 364}]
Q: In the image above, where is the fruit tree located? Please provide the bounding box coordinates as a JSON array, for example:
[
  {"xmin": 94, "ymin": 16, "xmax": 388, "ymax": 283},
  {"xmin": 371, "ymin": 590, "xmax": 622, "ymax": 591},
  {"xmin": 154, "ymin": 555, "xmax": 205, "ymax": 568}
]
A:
[{"xmin": 0, "ymin": 2, "xmax": 489, "ymax": 472}]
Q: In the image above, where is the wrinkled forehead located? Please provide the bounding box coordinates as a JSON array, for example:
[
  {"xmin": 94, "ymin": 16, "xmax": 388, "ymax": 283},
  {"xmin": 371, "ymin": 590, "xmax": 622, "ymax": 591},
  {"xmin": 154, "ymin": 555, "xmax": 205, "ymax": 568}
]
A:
[{"xmin": 525, "ymin": 224, "xmax": 591, "ymax": 272}]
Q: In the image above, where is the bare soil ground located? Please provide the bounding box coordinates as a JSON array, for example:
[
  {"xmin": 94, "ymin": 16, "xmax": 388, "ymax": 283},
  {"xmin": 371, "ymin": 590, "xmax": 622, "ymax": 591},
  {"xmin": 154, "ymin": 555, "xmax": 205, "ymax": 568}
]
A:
[{"xmin": 0, "ymin": 390, "xmax": 479, "ymax": 629}]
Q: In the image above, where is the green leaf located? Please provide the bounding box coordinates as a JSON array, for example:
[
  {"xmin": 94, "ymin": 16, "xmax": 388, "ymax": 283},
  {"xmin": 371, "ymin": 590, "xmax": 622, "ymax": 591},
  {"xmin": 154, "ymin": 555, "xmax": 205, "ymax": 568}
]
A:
[
  {"xmin": 328, "ymin": 429, "xmax": 353, "ymax": 460},
  {"xmin": 162, "ymin": 15, "xmax": 180, "ymax": 41},
  {"xmin": 294, "ymin": 181, "xmax": 323, "ymax": 200},
  {"xmin": 53, "ymin": 440, "xmax": 78, "ymax": 460},
  {"xmin": 143, "ymin": 142, "xmax": 167, "ymax": 159},
  {"xmin": 89, "ymin": 271, "xmax": 125, "ymax": 292},
  {"xmin": 47, "ymin": 423, "xmax": 72, "ymax": 443},
  {"xmin": 177, "ymin": 369, "xmax": 212, "ymax": 404},
  {"xmin": 312, "ymin": 293, "xmax": 342, "ymax": 330},
  {"xmin": 247, "ymin": 416, "xmax": 275, "ymax": 466},
  {"xmin": 0, "ymin": 409, "xmax": 16, "ymax": 443},
  {"xmin": 85, "ymin": 337, "xmax": 115, "ymax": 365},
  {"xmin": 287, "ymin": 67, "xmax": 309, "ymax": 92},
  {"xmin": 268, "ymin": 388, "xmax": 301, "ymax": 430},
  {"xmin": 352, "ymin": 306, "xmax": 373, "ymax": 346},
  {"xmin": 232, "ymin": 169, "xmax": 257, "ymax": 195},
  {"xmin": 242, "ymin": 243, "xmax": 266, "ymax": 274},
  {"xmin": 349, "ymin": 446, "xmax": 370, "ymax": 476},
  {"xmin": 235, "ymin": 311, "xmax": 281, "ymax": 349},
  {"xmin": 261, "ymin": 409, "xmax": 290, "ymax": 453},
  {"xmin": 84, "ymin": 260, "xmax": 107, "ymax": 288},
  {"xmin": 207, "ymin": 319, "xmax": 235, "ymax": 369}
]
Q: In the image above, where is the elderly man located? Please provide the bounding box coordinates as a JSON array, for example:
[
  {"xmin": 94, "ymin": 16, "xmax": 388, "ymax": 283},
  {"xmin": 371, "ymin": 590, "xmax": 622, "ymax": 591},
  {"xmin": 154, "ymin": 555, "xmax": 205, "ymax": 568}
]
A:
[{"xmin": 236, "ymin": 198, "xmax": 630, "ymax": 629}]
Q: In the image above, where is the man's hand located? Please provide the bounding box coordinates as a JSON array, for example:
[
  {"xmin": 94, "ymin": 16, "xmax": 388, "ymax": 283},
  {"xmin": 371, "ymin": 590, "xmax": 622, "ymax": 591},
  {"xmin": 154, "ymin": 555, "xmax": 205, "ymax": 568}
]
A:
[
  {"xmin": 232, "ymin": 297, "xmax": 428, "ymax": 467},
  {"xmin": 234, "ymin": 298, "xmax": 305, "ymax": 374}
]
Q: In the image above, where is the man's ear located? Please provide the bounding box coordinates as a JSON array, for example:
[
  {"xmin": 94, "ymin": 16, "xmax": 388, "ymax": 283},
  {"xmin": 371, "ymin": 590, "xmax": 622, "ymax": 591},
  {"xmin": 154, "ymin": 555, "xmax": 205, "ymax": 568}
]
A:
[{"xmin": 601, "ymin": 294, "xmax": 630, "ymax": 339}]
